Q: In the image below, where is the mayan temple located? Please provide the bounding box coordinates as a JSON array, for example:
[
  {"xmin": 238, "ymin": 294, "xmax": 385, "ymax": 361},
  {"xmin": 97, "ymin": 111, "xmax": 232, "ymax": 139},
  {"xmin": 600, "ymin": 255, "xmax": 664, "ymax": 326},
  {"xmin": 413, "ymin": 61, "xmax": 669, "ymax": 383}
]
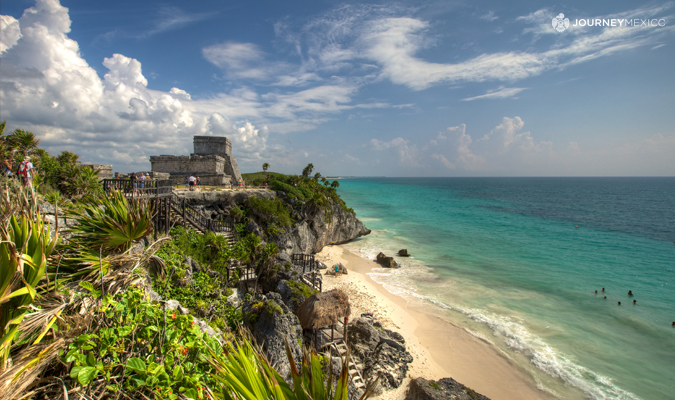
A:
[{"xmin": 150, "ymin": 136, "xmax": 242, "ymax": 185}]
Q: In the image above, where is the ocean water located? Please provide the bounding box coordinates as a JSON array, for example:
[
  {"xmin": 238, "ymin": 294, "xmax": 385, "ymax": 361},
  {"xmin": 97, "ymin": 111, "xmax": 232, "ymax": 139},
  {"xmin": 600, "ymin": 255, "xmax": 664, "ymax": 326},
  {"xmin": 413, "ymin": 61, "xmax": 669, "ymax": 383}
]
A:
[{"xmin": 335, "ymin": 178, "xmax": 675, "ymax": 400}]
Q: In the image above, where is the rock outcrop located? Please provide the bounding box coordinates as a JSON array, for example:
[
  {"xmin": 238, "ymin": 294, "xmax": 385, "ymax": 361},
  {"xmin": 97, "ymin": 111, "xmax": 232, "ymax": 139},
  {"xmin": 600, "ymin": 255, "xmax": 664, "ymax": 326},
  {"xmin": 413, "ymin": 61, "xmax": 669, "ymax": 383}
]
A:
[
  {"xmin": 273, "ymin": 198, "xmax": 370, "ymax": 255},
  {"xmin": 242, "ymin": 292, "xmax": 303, "ymax": 379},
  {"xmin": 398, "ymin": 249, "xmax": 410, "ymax": 257},
  {"xmin": 376, "ymin": 252, "xmax": 399, "ymax": 268},
  {"xmin": 347, "ymin": 317, "xmax": 412, "ymax": 391},
  {"xmin": 405, "ymin": 377, "xmax": 491, "ymax": 400}
]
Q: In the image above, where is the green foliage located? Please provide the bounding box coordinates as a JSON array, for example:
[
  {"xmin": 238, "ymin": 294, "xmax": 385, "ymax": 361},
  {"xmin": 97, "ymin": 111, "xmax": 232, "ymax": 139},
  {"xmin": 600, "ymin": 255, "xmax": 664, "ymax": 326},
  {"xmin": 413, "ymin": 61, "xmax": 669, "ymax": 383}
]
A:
[
  {"xmin": 170, "ymin": 226, "xmax": 233, "ymax": 274},
  {"xmin": 37, "ymin": 149, "xmax": 103, "ymax": 199},
  {"xmin": 207, "ymin": 335, "xmax": 379, "ymax": 400},
  {"xmin": 429, "ymin": 381, "xmax": 440, "ymax": 390},
  {"xmin": 0, "ymin": 214, "xmax": 57, "ymax": 368},
  {"xmin": 62, "ymin": 286, "xmax": 221, "ymax": 398},
  {"xmin": 286, "ymin": 280, "xmax": 317, "ymax": 305},
  {"xmin": 241, "ymin": 171, "xmax": 286, "ymax": 186},
  {"xmin": 302, "ymin": 163, "xmax": 314, "ymax": 178},
  {"xmin": 246, "ymin": 197, "xmax": 294, "ymax": 227},
  {"xmin": 229, "ymin": 205, "xmax": 246, "ymax": 223},
  {"xmin": 153, "ymin": 232, "xmax": 242, "ymax": 329},
  {"xmin": 66, "ymin": 190, "xmax": 153, "ymax": 253}
]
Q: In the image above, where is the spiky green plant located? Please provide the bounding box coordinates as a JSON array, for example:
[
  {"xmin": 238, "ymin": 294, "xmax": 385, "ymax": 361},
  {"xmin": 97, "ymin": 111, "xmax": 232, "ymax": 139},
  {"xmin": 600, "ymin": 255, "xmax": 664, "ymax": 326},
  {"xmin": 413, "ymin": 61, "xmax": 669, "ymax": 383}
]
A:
[
  {"xmin": 208, "ymin": 335, "xmax": 378, "ymax": 400},
  {"xmin": 66, "ymin": 190, "xmax": 153, "ymax": 253},
  {"xmin": 0, "ymin": 214, "xmax": 57, "ymax": 369}
]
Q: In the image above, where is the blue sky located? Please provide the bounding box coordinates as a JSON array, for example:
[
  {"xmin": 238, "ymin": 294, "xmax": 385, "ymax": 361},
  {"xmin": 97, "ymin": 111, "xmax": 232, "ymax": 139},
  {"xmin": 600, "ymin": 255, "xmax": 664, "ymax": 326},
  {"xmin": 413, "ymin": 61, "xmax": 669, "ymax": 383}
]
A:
[{"xmin": 1, "ymin": 0, "xmax": 674, "ymax": 176}]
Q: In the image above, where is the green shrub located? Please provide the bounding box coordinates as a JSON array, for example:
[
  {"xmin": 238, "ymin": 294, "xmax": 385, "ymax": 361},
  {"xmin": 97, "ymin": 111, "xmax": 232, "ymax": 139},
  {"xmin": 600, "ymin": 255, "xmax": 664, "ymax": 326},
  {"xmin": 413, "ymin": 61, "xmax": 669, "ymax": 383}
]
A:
[
  {"xmin": 247, "ymin": 197, "xmax": 294, "ymax": 227},
  {"xmin": 62, "ymin": 286, "xmax": 221, "ymax": 398}
]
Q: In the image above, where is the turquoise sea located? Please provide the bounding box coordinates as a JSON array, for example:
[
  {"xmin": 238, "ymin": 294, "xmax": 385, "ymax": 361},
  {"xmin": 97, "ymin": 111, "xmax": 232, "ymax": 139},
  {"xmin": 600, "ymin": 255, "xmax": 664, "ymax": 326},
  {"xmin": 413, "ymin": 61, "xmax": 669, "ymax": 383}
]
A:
[{"xmin": 335, "ymin": 178, "xmax": 675, "ymax": 400}]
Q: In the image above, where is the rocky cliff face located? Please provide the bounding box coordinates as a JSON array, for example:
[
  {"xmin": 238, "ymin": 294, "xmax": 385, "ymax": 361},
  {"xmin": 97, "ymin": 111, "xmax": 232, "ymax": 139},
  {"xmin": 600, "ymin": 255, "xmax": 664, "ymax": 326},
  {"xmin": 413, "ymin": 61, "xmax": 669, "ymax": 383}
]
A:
[
  {"xmin": 272, "ymin": 194, "xmax": 371, "ymax": 255},
  {"xmin": 177, "ymin": 189, "xmax": 370, "ymax": 255}
]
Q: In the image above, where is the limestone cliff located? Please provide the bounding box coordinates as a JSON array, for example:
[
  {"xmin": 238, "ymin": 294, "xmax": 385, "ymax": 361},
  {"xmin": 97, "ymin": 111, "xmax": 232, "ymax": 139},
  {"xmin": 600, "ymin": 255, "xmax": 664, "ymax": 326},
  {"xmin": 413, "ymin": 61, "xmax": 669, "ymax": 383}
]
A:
[
  {"xmin": 175, "ymin": 189, "xmax": 370, "ymax": 255},
  {"xmin": 271, "ymin": 192, "xmax": 371, "ymax": 255}
]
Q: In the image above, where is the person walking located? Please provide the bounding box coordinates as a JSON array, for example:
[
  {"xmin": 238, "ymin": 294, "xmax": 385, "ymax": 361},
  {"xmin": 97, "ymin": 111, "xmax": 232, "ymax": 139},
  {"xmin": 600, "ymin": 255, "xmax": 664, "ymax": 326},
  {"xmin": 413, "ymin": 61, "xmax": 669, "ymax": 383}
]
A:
[
  {"xmin": 17, "ymin": 156, "xmax": 34, "ymax": 187},
  {"xmin": 185, "ymin": 176, "xmax": 189, "ymax": 189},
  {"xmin": 196, "ymin": 176, "xmax": 201, "ymax": 191}
]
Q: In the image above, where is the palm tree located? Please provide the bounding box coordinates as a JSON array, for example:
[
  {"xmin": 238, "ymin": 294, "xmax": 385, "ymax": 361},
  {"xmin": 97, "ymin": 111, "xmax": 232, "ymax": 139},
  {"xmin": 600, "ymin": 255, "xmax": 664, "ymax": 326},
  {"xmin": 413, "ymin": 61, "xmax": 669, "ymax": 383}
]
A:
[
  {"xmin": 313, "ymin": 172, "xmax": 321, "ymax": 182},
  {"xmin": 262, "ymin": 162, "xmax": 270, "ymax": 173},
  {"xmin": 8, "ymin": 129, "xmax": 40, "ymax": 156},
  {"xmin": 302, "ymin": 163, "xmax": 314, "ymax": 178},
  {"xmin": 330, "ymin": 180, "xmax": 340, "ymax": 189}
]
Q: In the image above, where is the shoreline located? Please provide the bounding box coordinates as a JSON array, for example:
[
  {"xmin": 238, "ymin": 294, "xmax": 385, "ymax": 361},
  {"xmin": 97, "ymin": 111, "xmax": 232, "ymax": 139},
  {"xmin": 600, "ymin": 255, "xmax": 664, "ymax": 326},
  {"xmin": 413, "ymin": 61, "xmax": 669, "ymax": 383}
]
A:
[{"xmin": 316, "ymin": 245, "xmax": 555, "ymax": 400}]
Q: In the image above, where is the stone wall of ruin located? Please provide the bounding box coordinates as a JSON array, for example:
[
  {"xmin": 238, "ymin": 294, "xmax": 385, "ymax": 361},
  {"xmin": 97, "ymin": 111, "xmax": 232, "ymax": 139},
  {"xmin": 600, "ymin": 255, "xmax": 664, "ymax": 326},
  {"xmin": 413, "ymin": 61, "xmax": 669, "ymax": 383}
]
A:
[{"xmin": 150, "ymin": 155, "xmax": 226, "ymax": 175}]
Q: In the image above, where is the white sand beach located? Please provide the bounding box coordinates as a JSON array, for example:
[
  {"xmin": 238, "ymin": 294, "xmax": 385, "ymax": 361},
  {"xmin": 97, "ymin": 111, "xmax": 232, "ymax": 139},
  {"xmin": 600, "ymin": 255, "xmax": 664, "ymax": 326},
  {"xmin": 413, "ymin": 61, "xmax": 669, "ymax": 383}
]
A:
[{"xmin": 315, "ymin": 245, "xmax": 553, "ymax": 400}]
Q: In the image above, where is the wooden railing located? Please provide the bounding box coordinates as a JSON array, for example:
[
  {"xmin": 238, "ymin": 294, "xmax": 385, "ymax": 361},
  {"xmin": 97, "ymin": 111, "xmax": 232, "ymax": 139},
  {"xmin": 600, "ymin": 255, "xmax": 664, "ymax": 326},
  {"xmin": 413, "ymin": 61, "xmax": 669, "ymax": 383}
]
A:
[
  {"xmin": 292, "ymin": 254, "xmax": 322, "ymax": 292},
  {"xmin": 169, "ymin": 193, "xmax": 239, "ymax": 241},
  {"xmin": 103, "ymin": 179, "xmax": 173, "ymax": 197}
]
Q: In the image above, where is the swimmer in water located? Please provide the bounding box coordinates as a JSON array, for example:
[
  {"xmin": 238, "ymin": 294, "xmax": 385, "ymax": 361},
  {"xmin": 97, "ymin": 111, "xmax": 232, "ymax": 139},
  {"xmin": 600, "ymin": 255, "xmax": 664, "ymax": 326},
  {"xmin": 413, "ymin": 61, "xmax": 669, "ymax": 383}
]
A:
[
  {"xmin": 618, "ymin": 301, "xmax": 621, "ymax": 306},
  {"xmin": 602, "ymin": 288, "xmax": 605, "ymax": 292},
  {"xmin": 603, "ymin": 296, "xmax": 607, "ymax": 299},
  {"xmin": 633, "ymin": 300, "xmax": 637, "ymax": 305},
  {"xmin": 595, "ymin": 290, "xmax": 598, "ymax": 294},
  {"xmin": 628, "ymin": 290, "xmax": 633, "ymax": 296}
]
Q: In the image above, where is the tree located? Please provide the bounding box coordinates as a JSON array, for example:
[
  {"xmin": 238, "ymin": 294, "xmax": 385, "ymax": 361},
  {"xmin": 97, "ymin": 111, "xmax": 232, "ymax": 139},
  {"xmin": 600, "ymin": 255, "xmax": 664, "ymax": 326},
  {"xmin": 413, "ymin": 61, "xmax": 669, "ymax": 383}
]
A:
[
  {"xmin": 301, "ymin": 163, "xmax": 314, "ymax": 178},
  {"xmin": 330, "ymin": 180, "xmax": 340, "ymax": 189},
  {"xmin": 313, "ymin": 172, "xmax": 321, "ymax": 182},
  {"xmin": 8, "ymin": 129, "xmax": 40, "ymax": 156},
  {"xmin": 262, "ymin": 162, "xmax": 269, "ymax": 173}
]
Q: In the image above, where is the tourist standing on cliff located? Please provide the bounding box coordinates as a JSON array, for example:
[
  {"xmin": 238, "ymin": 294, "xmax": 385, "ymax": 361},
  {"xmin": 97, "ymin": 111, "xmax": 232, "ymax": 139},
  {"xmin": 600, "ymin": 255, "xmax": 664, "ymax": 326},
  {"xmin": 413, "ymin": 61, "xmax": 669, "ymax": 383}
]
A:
[
  {"xmin": 138, "ymin": 172, "xmax": 146, "ymax": 192},
  {"xmin": 188, "ymin": 175, "xmax": 196, "ymax": 191},
  {"xmin": 130, "ymin": 172, "xmax": 137, "ymax": 193}
]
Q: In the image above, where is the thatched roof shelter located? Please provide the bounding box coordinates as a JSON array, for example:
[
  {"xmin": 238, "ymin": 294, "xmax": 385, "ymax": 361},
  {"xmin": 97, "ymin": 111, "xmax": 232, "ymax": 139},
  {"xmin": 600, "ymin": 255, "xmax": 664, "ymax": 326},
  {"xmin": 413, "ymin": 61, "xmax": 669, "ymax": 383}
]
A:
[{"xmin": 296, "ymin": 289, "xmax": 351, "ymax": 330}]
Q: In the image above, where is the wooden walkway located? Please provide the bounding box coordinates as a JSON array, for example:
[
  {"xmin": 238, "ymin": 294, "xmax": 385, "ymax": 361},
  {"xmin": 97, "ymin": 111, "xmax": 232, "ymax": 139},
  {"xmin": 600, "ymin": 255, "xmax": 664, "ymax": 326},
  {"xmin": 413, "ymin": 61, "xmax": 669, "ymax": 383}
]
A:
[{"xmin": 101, "ymin": 179, "xmax": 239, "ymax": 245}]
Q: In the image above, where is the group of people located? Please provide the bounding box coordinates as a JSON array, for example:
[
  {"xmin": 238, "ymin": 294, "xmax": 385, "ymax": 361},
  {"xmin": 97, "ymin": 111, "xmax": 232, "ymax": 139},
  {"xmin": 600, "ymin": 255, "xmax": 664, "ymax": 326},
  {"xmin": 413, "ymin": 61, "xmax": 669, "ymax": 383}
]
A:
[
  {"xmin": 2, "ymin": 154, "xmax": 35, "ymax": 187},
  {"xmin": 130, "ymin": 172, "xmax": 151, "ymax": 191},
  {"xmin": 185, "ymin": 175, "xmax": 201, "ymax": 191},
  {"xmin": 230, "ymin": 178, "xmax": 245, "ymax": 190}
]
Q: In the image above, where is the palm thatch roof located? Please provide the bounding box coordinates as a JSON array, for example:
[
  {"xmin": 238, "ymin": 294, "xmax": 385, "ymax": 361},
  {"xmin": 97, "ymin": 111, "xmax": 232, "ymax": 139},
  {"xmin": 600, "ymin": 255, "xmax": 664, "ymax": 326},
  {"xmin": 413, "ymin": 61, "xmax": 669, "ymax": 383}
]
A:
[{"xmin": 296, "ymin": 289, "xmax": 351, "ymax": 330}]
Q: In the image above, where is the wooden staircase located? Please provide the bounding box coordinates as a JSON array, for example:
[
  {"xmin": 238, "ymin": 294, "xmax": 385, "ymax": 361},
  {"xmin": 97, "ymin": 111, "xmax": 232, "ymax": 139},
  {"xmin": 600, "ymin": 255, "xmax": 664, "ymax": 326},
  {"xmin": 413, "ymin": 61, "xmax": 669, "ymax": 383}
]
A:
[
  {"xmin": 168, "ymin": 194, "xmax": 239, "ymax": 246},
  {"xmin": 331, "ymin": 341, "xmax": 366, "ymax": 392}
]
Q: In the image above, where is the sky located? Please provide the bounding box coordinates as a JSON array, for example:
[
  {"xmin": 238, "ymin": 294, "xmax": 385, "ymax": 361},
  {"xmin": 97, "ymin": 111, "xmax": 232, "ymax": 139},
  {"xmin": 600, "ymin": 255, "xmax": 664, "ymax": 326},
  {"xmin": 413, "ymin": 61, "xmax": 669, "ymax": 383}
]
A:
[{"xmin": 1, "ymin": 0, "xmax": 674, "ymax": 176}]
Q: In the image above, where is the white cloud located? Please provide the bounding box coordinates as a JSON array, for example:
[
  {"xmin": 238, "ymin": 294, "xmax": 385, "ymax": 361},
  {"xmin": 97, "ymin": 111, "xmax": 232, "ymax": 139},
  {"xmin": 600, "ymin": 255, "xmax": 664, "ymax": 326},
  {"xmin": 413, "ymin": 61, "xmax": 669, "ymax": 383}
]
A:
[
  {"xmin": 370, "ymin": 137, "xmax": 419, "ymax": 166},
  {"xmin": 462, "ymin": 87, "xmax": 527, "ymax": 101},
  {"xmin": 0, "ymin": 15, "xmax": 22, "ymax": 53},
  {"xmin": 480, "ymin": 11, "xmax": 499, "ymax": 22}
]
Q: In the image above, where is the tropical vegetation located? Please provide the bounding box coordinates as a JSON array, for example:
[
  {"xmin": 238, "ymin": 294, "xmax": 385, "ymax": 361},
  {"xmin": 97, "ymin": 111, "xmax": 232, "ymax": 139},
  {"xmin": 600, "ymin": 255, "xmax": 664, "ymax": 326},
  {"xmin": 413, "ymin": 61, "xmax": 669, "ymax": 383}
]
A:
[{"xmin": 0, "ymin": 125, "xmax": 373, "ymax": 400}]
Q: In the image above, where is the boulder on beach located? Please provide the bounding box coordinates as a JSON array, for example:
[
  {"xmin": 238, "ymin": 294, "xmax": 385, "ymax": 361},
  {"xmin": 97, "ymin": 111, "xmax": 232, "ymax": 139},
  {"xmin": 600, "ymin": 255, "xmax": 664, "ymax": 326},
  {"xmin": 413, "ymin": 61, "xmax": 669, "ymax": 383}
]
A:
[
  {"xmin": 398, "ymin": 249, "xmax": 410, "ymax": 257},
  {"xmin": 405, "ymin": 377, "xmax": 491, "ymax": 400},
  {"xmin": 376, "ymin": 252, "xmax": 399, "ymax": 268}
]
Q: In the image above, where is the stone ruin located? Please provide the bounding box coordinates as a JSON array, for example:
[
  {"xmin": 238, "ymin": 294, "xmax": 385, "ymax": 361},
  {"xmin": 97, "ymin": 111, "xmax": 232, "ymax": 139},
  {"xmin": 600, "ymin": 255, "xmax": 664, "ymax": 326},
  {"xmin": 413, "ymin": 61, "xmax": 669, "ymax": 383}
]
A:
[
  {"xmin": 83, "ymin": 164, "xmax": 113, "ymax": 180},
  {"xmin": 149, "ymin": 136, "xmax": 242, "ymax": 186}
]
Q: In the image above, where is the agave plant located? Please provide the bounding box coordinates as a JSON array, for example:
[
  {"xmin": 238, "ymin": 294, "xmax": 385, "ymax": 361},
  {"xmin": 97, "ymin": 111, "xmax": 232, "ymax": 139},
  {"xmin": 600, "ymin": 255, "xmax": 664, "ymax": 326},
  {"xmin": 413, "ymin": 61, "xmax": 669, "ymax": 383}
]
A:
[
  {"xmin": 208, "ymin": 334, "xmax": 378, "ymax": 400},
  {"xmin": 66, "ymin": 190, "xmax": 153, "ymax": 253},
  {"xmin": 0, "ymin": 214, "xmax": 57, "ymax": 369}
]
